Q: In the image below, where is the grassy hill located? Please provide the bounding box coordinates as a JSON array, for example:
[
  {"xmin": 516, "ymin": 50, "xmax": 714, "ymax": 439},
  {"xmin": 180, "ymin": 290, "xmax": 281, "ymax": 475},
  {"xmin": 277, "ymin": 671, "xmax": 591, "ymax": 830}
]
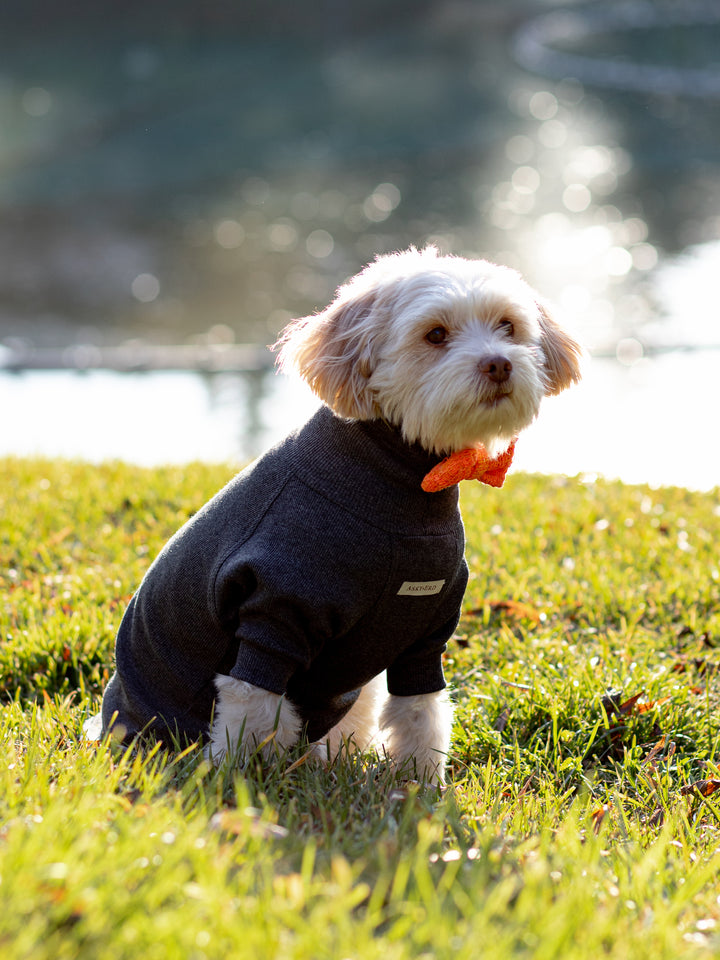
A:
[{"xmin": 2, "ymin": 457, "xmax": 719, "ymax": 958}]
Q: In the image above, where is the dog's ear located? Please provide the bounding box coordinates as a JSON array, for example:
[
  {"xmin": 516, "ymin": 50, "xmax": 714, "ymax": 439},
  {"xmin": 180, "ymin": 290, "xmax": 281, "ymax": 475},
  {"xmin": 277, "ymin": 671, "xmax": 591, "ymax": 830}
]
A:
[
  {"xmin": 536, "ymin": 301, "xmax": 582, "ymax": 396},
  {"xmin": 274, "ymin": 288, "xmax": 380, "ymax": 419}
]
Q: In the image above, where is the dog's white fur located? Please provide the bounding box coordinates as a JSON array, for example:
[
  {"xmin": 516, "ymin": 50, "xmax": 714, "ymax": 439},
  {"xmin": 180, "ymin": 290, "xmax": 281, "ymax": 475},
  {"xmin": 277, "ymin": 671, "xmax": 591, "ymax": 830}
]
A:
[{"xmin": 208, "ymin": 247, "xmax": 581, "ymax": 783}]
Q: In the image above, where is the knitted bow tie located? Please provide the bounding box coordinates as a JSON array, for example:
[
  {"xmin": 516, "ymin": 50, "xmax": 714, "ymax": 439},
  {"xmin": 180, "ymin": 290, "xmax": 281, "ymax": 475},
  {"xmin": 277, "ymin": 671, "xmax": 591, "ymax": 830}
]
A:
[{"xmin": 421, "ymin": 439, "xmax": 516, "ymax": 493}]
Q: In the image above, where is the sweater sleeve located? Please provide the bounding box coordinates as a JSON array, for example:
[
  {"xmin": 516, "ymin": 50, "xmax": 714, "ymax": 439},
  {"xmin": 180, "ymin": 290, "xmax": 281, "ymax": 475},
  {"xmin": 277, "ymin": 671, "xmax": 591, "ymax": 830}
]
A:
[
  {"xmin": 385, "ymin": 563, "xmax": 467, "ymax": 697},
  {"xmin": 211, "ymin": 483, "xmax": 392, "ymax": 696},
  {"xmin": 385, "ymin": 612, "xmax": 456, "ymax": 696}
]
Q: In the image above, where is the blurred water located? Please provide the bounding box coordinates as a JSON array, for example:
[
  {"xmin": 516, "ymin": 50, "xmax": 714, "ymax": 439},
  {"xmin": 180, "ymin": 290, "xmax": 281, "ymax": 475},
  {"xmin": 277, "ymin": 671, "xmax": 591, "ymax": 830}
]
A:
[
  {"xmin": 2, "ymin": 337, "xmax": 718, "ymax": 490},
  {"xmin": 1, "ymin": 1, "xmax": 719, "ymax": 489}
]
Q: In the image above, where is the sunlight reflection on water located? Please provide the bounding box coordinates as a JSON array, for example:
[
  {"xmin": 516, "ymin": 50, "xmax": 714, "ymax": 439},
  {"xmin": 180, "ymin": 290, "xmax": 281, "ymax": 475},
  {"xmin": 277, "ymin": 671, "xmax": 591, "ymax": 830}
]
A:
[
  {"xmin": 1, "ymin": 345, "xmax": 717, "ymax": 491},
  {"xmin": 1, "ymin": 5, "xmax": 720, "ymax": 492}
]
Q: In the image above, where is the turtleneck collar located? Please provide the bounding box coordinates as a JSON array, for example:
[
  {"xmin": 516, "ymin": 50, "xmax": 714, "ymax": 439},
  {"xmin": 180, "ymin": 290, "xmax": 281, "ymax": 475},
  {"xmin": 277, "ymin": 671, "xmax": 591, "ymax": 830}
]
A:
[{"xmin": 287, "ymin": 406, "xmax": 461, "ymax": 533}]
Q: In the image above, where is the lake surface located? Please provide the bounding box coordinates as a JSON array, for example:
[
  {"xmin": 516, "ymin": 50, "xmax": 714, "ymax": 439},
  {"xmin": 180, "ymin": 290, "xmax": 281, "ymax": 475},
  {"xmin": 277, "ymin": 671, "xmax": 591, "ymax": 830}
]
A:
[
  {"xmin": 2, "ymin": 339, "xmax": 718, "ymax": 491},
  {"xmin": 1, "ymin": 1, "xmax": 719, "ymax": 490}
]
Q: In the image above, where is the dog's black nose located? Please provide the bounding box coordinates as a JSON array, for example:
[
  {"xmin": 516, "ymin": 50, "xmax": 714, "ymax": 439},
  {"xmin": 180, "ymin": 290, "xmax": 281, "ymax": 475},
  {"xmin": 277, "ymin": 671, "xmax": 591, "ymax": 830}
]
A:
[{"xmin": 480, "ymin": 355, "xmax": 512, "ymax": 383}]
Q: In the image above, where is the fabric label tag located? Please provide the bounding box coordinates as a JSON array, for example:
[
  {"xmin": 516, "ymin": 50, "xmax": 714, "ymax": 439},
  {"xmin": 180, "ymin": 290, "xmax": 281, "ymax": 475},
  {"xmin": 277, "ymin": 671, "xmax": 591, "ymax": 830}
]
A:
[{"xmin": 397, "ymin": 579, "xmax": 446, "ymax": 597}]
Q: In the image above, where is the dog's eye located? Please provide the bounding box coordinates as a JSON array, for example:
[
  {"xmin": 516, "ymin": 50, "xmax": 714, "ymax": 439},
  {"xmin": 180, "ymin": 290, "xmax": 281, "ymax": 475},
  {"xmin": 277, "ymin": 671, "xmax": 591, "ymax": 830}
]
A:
[
  {"xmin": 498, "ymin": 318, "xmax": 515, "ymax": 338},
  {"xmin": 425, "ymin": 326, "xmax": 448, "ymax": 345}
]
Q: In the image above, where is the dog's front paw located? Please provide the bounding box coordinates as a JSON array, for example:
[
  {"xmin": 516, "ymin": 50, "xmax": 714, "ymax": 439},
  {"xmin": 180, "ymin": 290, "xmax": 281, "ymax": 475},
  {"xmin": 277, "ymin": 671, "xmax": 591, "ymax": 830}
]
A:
[
  {"xmin": 208, "ymin": 675, "xmax": 302, "ymax": 765},
  {"xmin": 378, "ymin": 689, "xmax": 454, "ymax": 785}
]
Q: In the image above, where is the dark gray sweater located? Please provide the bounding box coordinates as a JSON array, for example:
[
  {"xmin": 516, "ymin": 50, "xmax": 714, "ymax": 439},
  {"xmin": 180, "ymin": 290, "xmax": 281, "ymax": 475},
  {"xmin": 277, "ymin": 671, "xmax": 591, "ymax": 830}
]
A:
[{"xmin": 101, "ymin": 406, "xmax": 468, "ymax": 744}]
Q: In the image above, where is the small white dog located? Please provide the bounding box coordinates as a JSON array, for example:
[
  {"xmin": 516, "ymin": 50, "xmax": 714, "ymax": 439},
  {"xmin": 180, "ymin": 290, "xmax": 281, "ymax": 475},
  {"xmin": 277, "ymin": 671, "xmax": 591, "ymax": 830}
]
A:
[{"xmin": 95, "ymin": 247, "xmax": 581, "ymax": 784}]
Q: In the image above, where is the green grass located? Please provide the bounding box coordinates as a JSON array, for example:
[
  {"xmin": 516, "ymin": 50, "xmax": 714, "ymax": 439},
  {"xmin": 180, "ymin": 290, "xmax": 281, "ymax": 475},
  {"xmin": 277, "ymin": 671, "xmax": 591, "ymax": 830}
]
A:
[{"xmin": 2, "ymin": 457, "xmax": 720, "ymax": 958}]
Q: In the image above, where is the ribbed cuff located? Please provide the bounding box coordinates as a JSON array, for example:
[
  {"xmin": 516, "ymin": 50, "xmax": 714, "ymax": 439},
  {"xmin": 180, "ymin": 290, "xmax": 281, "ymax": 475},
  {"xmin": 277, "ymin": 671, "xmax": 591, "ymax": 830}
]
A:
[
  {"xmin": 229, "ymin": 642, "xmax": 297, "ymax": 696},
  {"xmin": 386, "ymin": 656, "xmax": 446, "ymax": 697}
]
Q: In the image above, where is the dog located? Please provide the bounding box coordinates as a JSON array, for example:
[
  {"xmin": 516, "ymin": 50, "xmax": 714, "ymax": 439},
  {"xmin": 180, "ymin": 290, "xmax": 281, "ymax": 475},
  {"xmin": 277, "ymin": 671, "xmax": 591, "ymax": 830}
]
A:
[{"xmin": 93, "ymin": 246, "xmax": 581, "ymax": 784}]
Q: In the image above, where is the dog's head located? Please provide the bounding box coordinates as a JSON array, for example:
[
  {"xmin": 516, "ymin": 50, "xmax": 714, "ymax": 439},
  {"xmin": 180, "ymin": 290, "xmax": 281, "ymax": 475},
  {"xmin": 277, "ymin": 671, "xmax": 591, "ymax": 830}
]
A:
[{"xmin": 276, "ymin": 247, "xmax": 581, "ymax": 455}]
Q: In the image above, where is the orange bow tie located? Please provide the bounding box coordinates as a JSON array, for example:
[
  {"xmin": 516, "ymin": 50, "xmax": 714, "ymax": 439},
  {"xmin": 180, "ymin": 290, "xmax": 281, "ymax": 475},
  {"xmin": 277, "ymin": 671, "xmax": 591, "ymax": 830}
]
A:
[{"xmin": 421, "ymin": 439, "xmax": 516, "ymax": 492}]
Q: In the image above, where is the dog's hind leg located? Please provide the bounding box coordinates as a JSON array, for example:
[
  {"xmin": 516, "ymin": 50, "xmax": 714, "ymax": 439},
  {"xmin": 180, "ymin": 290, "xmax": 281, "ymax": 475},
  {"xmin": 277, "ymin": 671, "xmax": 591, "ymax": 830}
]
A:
[{"xmin": 315, "ymin": 673, "xmax": 386, "ymax": 759}]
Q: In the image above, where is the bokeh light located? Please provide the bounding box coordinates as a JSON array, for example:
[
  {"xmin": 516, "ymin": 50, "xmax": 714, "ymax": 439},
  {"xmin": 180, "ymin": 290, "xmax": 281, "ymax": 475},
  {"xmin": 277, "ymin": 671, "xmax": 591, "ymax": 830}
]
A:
[
  {"xmin": 131, "ymin": 274, "xmax": 161, "ymax": 303},
  {"xmin": 1, "ymin": 1, "xmax": 719, "ymax": 483}
]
